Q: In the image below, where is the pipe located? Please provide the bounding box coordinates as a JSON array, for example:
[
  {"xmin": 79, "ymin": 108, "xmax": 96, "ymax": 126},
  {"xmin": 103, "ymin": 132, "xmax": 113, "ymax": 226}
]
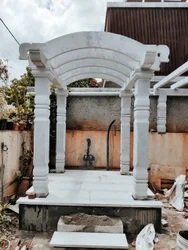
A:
[
  {"xmin": 0, "ymin": 142, "xmax": 8, "ymax": 204},
  {"xmin": 107, "ymin": 119, "xmax": 116, "ymax": 171}
]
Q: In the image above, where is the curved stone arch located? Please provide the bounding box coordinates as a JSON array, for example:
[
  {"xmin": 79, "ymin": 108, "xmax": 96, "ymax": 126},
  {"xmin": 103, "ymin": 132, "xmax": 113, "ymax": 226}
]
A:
[
  {"xmin": 61, "ymin": 72, "xmax": 124, "ymax": 87},
  {"xmin": 59, "ymin": 67, "xmax": 127, "ymax": 85},
  {"xmin": 44, "ymin": 31, "xmax": 145, "ymax": 61},
  {"xmin": 49, "ymin": 48, "xmax": 138, "ymax": 71},
  {"xmin": 20, "ymin": 31, "xmax": 169, "ymax": 89},
  {"xmin": 55, "ymin": 58, "xmax": 131, "ymax": 77}
]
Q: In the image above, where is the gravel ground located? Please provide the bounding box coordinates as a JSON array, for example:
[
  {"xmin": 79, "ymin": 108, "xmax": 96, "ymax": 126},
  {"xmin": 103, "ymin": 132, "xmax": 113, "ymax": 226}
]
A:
[{"xmin": 0, "ymin": 200, "xmax": 188, "ymax": 249}]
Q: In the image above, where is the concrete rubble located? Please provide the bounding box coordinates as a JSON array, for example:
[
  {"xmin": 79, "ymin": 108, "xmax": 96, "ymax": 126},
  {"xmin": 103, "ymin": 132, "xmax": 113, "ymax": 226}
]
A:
[{"xmin": 58, "ymin": 213, "xmax": 124, "ymax": 234}]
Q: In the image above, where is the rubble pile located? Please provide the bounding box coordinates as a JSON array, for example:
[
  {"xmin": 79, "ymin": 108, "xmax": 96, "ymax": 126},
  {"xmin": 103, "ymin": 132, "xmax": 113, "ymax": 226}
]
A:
[{"xmin": 183, "ymin": 182, "xmax": 188, "ymax": 217}]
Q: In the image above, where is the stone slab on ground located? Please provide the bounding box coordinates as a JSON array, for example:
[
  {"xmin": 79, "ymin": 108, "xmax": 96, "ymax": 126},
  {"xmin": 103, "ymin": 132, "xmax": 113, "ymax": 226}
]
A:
[
  {"xmin": 50, "ymin": 232, "xmax": 128, "ymax": 249},
  {"xmin": 58, "ymin": 213, "xmax": 123, "ymax": 233}
]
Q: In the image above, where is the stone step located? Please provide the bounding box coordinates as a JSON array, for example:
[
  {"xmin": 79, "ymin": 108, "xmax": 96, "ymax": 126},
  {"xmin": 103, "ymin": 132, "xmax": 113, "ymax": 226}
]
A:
[{"xmin": 50, "ymin": 231, "xmax": 128, "ymax": 249}]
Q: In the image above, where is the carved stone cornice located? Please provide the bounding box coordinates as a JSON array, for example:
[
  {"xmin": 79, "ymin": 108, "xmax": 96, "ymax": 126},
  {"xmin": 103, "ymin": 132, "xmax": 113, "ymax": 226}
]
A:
[
  {"xmin": 19, "ymin": 43, "xmax": 43, "ymax": 60},
  {"xmin": 141, "ymin": 45, "xmax": 169, "ymax": 71}
]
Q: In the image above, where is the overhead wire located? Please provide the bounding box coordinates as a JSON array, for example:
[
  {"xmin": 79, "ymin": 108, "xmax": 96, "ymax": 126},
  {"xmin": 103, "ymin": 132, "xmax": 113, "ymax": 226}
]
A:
[{"xmin": 0, "ymin": 18, "xmax": 20, "ymax": 45}]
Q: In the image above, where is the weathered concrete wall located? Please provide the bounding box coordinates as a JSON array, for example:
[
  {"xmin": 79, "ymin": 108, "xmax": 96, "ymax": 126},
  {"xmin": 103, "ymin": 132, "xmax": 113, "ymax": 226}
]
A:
[
  {"xmin": 0, "ymin": 131, "xmax": 32, "ymax": 197},
  {"xmin": 167, "ymin": 97, "xmax": 188, "ymax": 132},
  {"xmin": 67, "ymin": 96, "xmax": 121, "ymax": 131},
  {"xmin": 67, "ymin": 96, "xmax": 188, "ymax": 132},
  {"xmin": 65, "ymin": 131, "xmax": 188, "ymax": 189},
  {"xmin": 19, "ymin": 204, "xmax": 161, "ymax": 237}
]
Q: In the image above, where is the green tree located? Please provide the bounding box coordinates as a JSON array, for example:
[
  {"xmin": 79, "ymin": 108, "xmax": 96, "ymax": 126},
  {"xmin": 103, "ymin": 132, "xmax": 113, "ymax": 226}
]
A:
[
  {"xmin": 4, "ymin": 67, "xmax": 35, "ymax": 121},
  {"xmin": 0, "ymin": 59, "xmax": 8, "ymax": 85},
  {"xmin": 68, "ymin": 78, "xmax": 91, "ymax": 88}
]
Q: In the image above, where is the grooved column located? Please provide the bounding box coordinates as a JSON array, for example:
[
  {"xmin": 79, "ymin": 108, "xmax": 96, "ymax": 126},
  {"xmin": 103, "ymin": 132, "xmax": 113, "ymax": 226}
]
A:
[
  {"xmin": 56, "ymin": 89, "xmax": 68, "ymax": 173},
  {"xmin": 119, "ymin": 91, "xmax": 131, "ymax": 175},
  {"xmin": 133, "ymin": 79, "xmax": 150, "ymax": 200},
  {"xmin": 157, "ymin": 94, "xmax": 167, "ymax": 133},
  {"xmin": 33, "ymin": 76, "xmax": 51, "ymax": 197}
]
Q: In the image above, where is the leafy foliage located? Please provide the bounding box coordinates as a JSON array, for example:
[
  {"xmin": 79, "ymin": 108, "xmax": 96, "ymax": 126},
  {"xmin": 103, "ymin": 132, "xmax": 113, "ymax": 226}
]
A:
[
  {"xmin": 0, "ymin": 204, "xmax": 11, "ymax": 233},
  {"xmin": 0, "ymin": 204, "xmax": 18, "ymax": 241},
  {"xmin": 68, "ymin": 78, "xmax": 91, "ymax": 88},
  {"xmin": 0, "ymin": 59, "xmax": 8, "ymax": 85},
  {"xmin": 3, "ymin": 67, "xmax": 35, "ymax": 121}
]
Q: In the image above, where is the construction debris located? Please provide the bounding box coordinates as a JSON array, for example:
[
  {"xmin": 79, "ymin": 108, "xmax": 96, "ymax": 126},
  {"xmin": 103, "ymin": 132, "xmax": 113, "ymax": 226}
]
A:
[
  {"xmin": 164, "ymin": 175, "xmax": 186, "ymax": 211},
  {"xmin": 136, "ymin": 223, "xmax": 155, "ymax": 250},
  {"xmin": 161, "ymin": 218, "xmax": 168, "ymax": 227}
]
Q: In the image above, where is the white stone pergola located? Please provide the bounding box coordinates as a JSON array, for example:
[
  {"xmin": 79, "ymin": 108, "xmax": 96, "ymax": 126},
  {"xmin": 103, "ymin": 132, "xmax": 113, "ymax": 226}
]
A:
[
  {"xmin": 153, "ymin": 61, "xmax": 188, "ymax": 133},
  {"xmin": 19, "ymin": 31, "xmax": 169, "ymax": 199}
]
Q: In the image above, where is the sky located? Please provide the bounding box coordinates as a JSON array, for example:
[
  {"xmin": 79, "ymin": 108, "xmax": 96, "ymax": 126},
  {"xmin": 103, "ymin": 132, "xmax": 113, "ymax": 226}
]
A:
[{"xmin": 0, "ymin": 0, "xmax": 121, "ymax": 84}]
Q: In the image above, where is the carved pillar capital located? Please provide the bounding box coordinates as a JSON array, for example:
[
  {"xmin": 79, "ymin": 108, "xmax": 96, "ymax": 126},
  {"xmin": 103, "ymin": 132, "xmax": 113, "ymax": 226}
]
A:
[
  {"xmin": 119, "ymin": 90, "xmax": 132, "ymax": 98},
  {"xmin": 56, "ymin": 89, "xmax": 69, "ymax": 97}
]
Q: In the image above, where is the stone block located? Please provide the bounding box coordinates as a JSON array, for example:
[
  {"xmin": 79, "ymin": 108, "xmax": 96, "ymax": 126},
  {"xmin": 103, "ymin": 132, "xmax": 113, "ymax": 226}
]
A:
[{"xmin": 50, "ymin": 231, "xmax": 128, "ymax": 249}]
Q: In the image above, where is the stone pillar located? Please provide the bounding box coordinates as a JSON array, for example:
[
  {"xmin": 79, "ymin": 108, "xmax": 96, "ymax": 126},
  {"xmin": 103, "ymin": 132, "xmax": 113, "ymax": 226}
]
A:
[
  {"xmin": 55, "ymin": 89, "xmax": 68, "ymax": 172},
  {"xmin": 119, "ymin": 91, "xmax": 131, "ymax": 175},
  {"xmin": 157, "ymin": 94, "xmax": 167, "ymax": 133},
  {"xmin": 133, "ymin": 79, "xmax": 150, "ymax": 200},
  {"xmin": 33, "ymin": 76, "xmax": 51, "ymax": 197}
]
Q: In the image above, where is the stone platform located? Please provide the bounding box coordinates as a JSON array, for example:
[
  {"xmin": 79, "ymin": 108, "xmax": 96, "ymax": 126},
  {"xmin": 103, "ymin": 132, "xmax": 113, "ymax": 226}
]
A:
[{"xmin": 17, "ymin": 170, "xmax": 162, "ymax": 238}]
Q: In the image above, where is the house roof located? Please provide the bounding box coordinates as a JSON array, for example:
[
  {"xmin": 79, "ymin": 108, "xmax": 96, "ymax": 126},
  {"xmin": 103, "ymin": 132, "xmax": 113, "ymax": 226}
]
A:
[{"xmin": 105, "ymin": 2, "xmax": 188, "ymax": 76}]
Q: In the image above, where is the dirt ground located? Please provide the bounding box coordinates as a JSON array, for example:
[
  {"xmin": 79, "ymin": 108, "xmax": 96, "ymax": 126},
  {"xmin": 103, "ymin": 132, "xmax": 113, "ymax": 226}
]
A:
[{"xmin": 0, "ymin": 200, "xmax": 188, "ymax": 249}]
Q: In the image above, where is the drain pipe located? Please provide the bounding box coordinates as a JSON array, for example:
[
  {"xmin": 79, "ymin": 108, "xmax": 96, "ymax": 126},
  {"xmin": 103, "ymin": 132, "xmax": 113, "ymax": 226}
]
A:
[
  {"xmin": 107, "ymin": 120, "xmax": 116, "ymax": 171},
  {"xmin": 0, "ymin": 142, "xmax": 8, "ymax": 204}
]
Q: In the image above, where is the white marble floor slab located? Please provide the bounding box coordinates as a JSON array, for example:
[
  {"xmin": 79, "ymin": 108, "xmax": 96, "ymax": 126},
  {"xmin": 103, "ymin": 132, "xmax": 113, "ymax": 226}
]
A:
[
  {"xmin": 50, "ymin": 232, "xmax": 128, "ymax": 249},
  {"xmin": 17, "ymin": 170, "xmax": 162, "ymax": 208}
]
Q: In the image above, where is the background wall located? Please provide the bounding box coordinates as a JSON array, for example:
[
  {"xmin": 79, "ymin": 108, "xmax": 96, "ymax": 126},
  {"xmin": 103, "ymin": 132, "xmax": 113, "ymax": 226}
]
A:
[
  {"xmin": 67, "ymin": 96, "xmax": 188, "ymax": 132},
  {"xmin": 65, "ymin": 95, "xmax": 188, "ymax": 190},
  {"xmin": 66, "ymin": 130, "xmax": 121, "ymax": 168},
  {"xmin": 67, "ymin": 96, "xmax": 121, "ymax": 131},
  {"xmin": 0, "ymin": 131, "xmax": 32, "ymax": 198},
  {"xmin": 65, "ymin": 131, "xmax": 188, "ymax": 190}
]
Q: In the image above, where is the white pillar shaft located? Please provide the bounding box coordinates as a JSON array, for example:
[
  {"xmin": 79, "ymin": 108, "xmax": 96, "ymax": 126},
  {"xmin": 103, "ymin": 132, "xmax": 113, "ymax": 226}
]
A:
[
  {"xmin": 33, "ymin": 77, "xmax": 51, "ymax": 197},
  {"xmin": 133, "ymin": 79, "xmax": 150, "ymax": 200},
  {"xmin": 120, "ymin": 92, "xmax": 131, "ymax": 175},
  {"xmin": 56, "ymin": 90, "xmax": 68, "ymax": 172},
  {"xmin": 157, "ymin": 94, "xmax": 167, "ymax": 133}
]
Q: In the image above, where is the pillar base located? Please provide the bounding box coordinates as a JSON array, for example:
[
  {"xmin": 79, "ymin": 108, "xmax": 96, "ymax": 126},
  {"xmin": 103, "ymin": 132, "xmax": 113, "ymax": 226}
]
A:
[
  {"xmin": 120, "ymin": 164, "xmax": 129, "ymax": 175},
  {"xmin": 33, "ymin": 177, "xmax": 49, "ymax": 197},
  {"xmin": 132, "ymin": 178, "xmax": 148, "ymax": 200},
  {"xmin": 157, "ymin": 125, "xmax": 166, "ymax": 134},
  {"xmin": 56, "ymin": 161, "xmax": 65, "ymax": 173}
]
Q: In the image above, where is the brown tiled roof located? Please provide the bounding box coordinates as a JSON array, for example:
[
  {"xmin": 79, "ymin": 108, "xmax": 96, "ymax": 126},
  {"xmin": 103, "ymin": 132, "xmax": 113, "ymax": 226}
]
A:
[{"xmin": 105, "ymin": 4, "xmax": 188, "ymax": 75}]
